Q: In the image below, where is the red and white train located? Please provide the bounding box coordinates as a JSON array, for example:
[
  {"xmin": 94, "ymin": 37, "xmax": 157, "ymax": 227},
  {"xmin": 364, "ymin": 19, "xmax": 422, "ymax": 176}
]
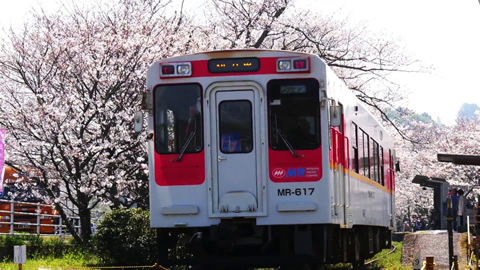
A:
[{"xmin": 143, "ymin": 49, "xmax": 396, "ymax": 269}]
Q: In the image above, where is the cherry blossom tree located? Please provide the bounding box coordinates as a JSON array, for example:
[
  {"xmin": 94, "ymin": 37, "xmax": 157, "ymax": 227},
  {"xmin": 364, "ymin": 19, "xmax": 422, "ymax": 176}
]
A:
[
  {"xmin": 432, "ymin": 113, "xmax": 480, "ymax": 186},
  {"xmin": 0, "ymin": 0, "xmax": 428, "ymax": 244},
  {"xmin": 0, "ymin": 0, "xmax": 195, "ymax": 245},
  {"xmin": 203, "ymin": 0, "xmax": 419, "ymax": 140},
  {"xmin": 393, "ymin": 109, "xmax": 480, "ymax": 224},
  {"xmin": 393, "ymin": 119, "xmax": 442, "ymax": 221}
]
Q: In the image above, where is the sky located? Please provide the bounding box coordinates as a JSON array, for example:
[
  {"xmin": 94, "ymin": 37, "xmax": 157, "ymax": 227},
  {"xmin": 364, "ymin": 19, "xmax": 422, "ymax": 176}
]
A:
[
  {"xmin": 1, "ymin": 0, "xmax": 479, "ymax": 125},
  {"xmin": 302, "ymin": 0, "xmax": 480, "ymax": 125}
]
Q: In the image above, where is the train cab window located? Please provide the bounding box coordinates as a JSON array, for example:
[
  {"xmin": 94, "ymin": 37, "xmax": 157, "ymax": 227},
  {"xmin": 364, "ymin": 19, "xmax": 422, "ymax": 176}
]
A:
[
  {"xmin": 267, "ymin": 79, "xmax": 320, "ymax": 150},
  {"xmin": 218, "ymin": 100, "xmax": 253, "ymax": 153},
  {"xmin": 153, "ymin": 84, "xmax": 203, "ymax": 154}
]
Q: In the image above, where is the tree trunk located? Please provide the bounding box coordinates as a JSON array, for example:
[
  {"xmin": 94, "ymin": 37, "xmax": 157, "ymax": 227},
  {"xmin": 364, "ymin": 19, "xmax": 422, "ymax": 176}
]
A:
[
  {"xmin": 79, "ymin": 206, "xmax": 92, "ymax": 244},
  {"xmin": 54, "ymin": 202, "xmax": 82, "ymax": 244}
]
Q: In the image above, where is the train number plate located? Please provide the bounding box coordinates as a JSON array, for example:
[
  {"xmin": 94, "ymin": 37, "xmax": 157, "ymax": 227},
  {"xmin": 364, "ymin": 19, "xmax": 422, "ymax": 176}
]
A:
[{"xmin": 277, "ymin": 188, "xmax": 315, "ymax": 196}]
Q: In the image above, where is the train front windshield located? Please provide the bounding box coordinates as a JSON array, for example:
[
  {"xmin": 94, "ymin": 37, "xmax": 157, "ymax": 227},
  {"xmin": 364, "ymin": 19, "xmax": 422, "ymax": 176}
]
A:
[
  {"xmin": 153, "ymin": 84, "xmax": 203, "ymax": 154},
  {"xmin": 268, "ymin": 79, "xmax": 320, "ymax": 150}
]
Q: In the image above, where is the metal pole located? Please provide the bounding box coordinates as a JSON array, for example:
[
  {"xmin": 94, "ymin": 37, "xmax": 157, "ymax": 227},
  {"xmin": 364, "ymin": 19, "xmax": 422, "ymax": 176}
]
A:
[
  {"xmin": 467, "ymin": 216, "xmax": 471, "ymax": 265},
  {"xmin": 447, "ymin": 197, "xmax": 454, "ymax": 269},
  {"xmin": 36, "ymin": 203, "xmax": 40, "ymax": 235},
  {"xmin": 452, "ymin": 255, "xmax": 458, "ymax": 270},
  {"xmin": 9, "ymin": 200, "xmax": 14, "ymax": 235},
  {"xmin": 408, "ymin": 204, "xmax": 412, "ymax": 230},
  {"xmin": 475, "ymin": 206, "xmax": 479, "ymax": 270},
  {"xmin": 59, "ymin": 216, "xmax": 62, "ymax": 235}
]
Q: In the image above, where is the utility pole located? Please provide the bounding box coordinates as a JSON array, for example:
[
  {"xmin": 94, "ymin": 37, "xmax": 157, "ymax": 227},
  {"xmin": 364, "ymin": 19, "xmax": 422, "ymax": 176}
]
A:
[{"xmin": 447, "ymin": 197, "xmax": 454, "ymax": 269}]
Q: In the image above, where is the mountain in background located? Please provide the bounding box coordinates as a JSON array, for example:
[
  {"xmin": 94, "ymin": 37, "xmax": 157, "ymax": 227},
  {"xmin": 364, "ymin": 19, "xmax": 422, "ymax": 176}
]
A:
[
  {"xmin": 385, "ymin": 103, "xmax": 478, "ymax": 128},
  {"xmin": 457, "ymin": 103, "xmax": 480, "ymax": 119},
  {"xmin": 385, "ymin": 107, "xmax": 436, "ymax": 127}
]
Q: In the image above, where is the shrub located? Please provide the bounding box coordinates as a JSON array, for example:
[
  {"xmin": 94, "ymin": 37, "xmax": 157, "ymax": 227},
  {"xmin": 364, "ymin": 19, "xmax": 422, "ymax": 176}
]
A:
[
  {"xmin": 0, "ymin": 233, "xmax": 47, "ymax": 247},
  {"xmin": 0, "ymin": 235, "xmax": 25, "ymax": 247},
  {"xmin": 0, "ymin": 234, "xmax": 70, "ymax": 261},
  {"xmin": 93, "ymin": 208, "xmax": 158, "ymax": 265}
]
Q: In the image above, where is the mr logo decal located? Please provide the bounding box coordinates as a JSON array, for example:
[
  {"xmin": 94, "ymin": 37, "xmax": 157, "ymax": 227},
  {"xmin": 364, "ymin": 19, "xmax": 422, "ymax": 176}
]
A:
[
  {"xmin": 270, "ymin": 167, "xmax": 321, "ymax": 182},
  {"xmin": 272, "ymin": 168, "xmax": 286, "ymax": 178},
  {"xmin": 271, "ymin": 168, "xmax": 319, "ymax": 179},
  {"xmin": 285, "ymin": 168, "xmax": 305, "ymax": 177}
]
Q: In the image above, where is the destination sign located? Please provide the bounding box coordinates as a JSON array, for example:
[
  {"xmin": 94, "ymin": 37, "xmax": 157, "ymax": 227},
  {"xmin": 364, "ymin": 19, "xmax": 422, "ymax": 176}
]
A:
[{"xmin": 208, "ymin": 57, "xmax": 260, "ymax": 73}]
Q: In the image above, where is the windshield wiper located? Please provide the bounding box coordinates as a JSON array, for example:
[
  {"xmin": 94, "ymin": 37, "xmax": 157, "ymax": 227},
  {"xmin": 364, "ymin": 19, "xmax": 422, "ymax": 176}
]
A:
[
  {"xmin": 175, "ymin": 131, "xmax": 196, "ymax": 162},
  {"xmin": 275, "ymin": 128, "xmax": 299, "ymax": 158}
]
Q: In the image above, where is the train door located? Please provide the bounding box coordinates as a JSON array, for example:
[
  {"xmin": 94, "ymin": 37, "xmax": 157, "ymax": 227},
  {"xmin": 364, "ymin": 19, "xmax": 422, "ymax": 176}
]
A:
[
  {"xmin": 208, "ymin": 83, "xmax": 264, "ymax": 216},
  {"xmin": 341, "ymin": 104, "xmax": 351, "ymax": 227},
  {"xmin": 389, "ymin": 150, "xmax": 395, "ymax": 228},
  {"xmin": 330, "ymin": 103, "xmax": 346, "ymax": 225}
]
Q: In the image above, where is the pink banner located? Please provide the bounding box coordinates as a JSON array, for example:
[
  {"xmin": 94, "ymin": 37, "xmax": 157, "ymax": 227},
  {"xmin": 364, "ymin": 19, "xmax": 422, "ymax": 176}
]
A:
[{"xmin": 0, "ymin": 129, "xmax": 5, "ymax": 196}]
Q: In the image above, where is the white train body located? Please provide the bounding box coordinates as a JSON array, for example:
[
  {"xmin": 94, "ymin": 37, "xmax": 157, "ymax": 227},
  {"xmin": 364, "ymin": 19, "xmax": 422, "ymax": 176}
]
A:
[{"xmin": 145, "ymin": 50, "xmax": 395, "ymax": 268}]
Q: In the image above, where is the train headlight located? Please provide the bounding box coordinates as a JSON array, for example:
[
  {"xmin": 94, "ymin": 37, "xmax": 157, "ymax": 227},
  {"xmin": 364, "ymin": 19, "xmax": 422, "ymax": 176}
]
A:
[
  {"xmin": 177, "ymin": 64, "xmax": 191, "ymax": 75},
  {"xmin": 277, "ymin": 60, "xmax": 291, "ymax": 71}
]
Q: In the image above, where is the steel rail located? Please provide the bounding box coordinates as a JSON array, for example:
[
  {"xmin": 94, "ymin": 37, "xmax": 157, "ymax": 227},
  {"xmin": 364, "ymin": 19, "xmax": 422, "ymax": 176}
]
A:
[{"xmin": 364, "ymin": 243, "xmax": 397, "ymax": 266}]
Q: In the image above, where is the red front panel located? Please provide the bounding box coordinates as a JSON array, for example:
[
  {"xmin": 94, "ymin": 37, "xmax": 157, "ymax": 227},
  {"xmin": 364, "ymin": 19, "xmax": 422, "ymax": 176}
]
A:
[{"xmin": 154, "ymin": 152, "xmax": 205, "ymax": 186}]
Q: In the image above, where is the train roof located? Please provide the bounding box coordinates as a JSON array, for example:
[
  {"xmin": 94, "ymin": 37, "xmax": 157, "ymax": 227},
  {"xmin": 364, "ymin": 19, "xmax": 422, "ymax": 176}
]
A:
[{"xmin": 156, "ymin": 49, "xmax": 316, "ymax": 62}]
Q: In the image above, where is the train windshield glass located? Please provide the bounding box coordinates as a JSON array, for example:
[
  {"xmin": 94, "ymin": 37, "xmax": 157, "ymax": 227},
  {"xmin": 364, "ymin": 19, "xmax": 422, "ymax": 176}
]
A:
[
  {"xmin": 153, "ymin": 84, "xmax": 203, "ymax": 154},
  {"xmin": 268, "ymin": 79, "xmax": 320, "ymax": 150}
]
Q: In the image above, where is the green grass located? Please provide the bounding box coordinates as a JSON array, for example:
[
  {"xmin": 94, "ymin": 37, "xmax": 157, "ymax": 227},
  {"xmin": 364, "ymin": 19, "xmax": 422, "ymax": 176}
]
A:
[
  {"xmin": 0, "ymin": 235, "xmax": 407, "ymax": 270},
  {"xmin": 31, "ymin": 250, "xmax": 100, "ymax": 266},
  {"xmin": 327, "ymin": 241, "xmax": 407, "ymax": 269},
  {"xmin": 370, "ymin": 241, "xmax": 409, "ymax": 270},
  {"xmin": 0, "ymin": 250, "xmax": 101, "ymax": 270},
  {"xmin": 257, "ymin": 242, "xmax": 407, "ymax": 270},
  {"xmin": 0, "ymin": 235, "xmax": 100, "ymax": 270}
]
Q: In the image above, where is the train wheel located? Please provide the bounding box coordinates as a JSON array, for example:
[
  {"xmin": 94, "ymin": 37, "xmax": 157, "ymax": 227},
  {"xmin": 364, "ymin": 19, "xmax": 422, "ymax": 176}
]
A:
[
  {"xmin": 342, "ymin": 232, "xmax": 349, "ymax": 262},
  {"xmin": 191, "ymin": 263, "xmax": 236, "ymax": 270},
  {"xmin": 309, "ymin": 264, "xmax": 327, "ymax": 270},
  {"xmin": 280, "ymin": 263, "xmax": 320, "ymax": 270},
  {"xmin": 353, "ymin": 232, "xmax": 362, "ymax": 265},
  {"xmin": 374, "ymin": 227, "xmax": 380, "ymax": 253},
  {"xmin": 386, "ymin": 229, "xmax": 392, "ymax": 249},
  {"xmin": 156, "ymin": 228, "xmax": 170, "ymax": 263},
  {"xmin": 190, "ymin": 265, "xmax": 221, "ymax": 270}
]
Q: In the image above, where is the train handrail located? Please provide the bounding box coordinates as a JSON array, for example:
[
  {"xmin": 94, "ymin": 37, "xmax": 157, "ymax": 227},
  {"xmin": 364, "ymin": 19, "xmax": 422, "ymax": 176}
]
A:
[
  {"xmin": 344, "ymin": 136, "xmax": 350, "ymax": 170},
  {"xmin": 330, "ymin": 127, "xmax": 349, "ymax": 170}
]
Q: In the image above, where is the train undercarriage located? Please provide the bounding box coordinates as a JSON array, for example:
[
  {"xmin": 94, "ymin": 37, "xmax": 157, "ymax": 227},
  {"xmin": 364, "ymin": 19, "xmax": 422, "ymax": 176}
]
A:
[{"xmin": 156, "ymin": 220, "xmax": 392, "ymax": 269}]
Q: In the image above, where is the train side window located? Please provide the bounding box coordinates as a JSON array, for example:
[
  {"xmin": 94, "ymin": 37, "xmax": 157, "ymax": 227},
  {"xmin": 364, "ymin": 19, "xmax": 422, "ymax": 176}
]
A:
[
  {"xmin": 359, "ymin": 129, "xmax": 370, "ymax": 178},
  {"xmin": 371, "ymin": 139, "xmax": 380, "ymax": 183},
  {"xmin": 380, "ymin": 146, "xmax": 385, "ymax": 186},
  {"xmin": 351, "ymin": 122, "xmax": 359, "ymax": 173},
  {"xmin": 359, "ymin": 129, "xmax": 364, "ymax": 177},
  {"xmin": 366, "ymin": 134, "xmax": 370, "ymax": 178}
]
